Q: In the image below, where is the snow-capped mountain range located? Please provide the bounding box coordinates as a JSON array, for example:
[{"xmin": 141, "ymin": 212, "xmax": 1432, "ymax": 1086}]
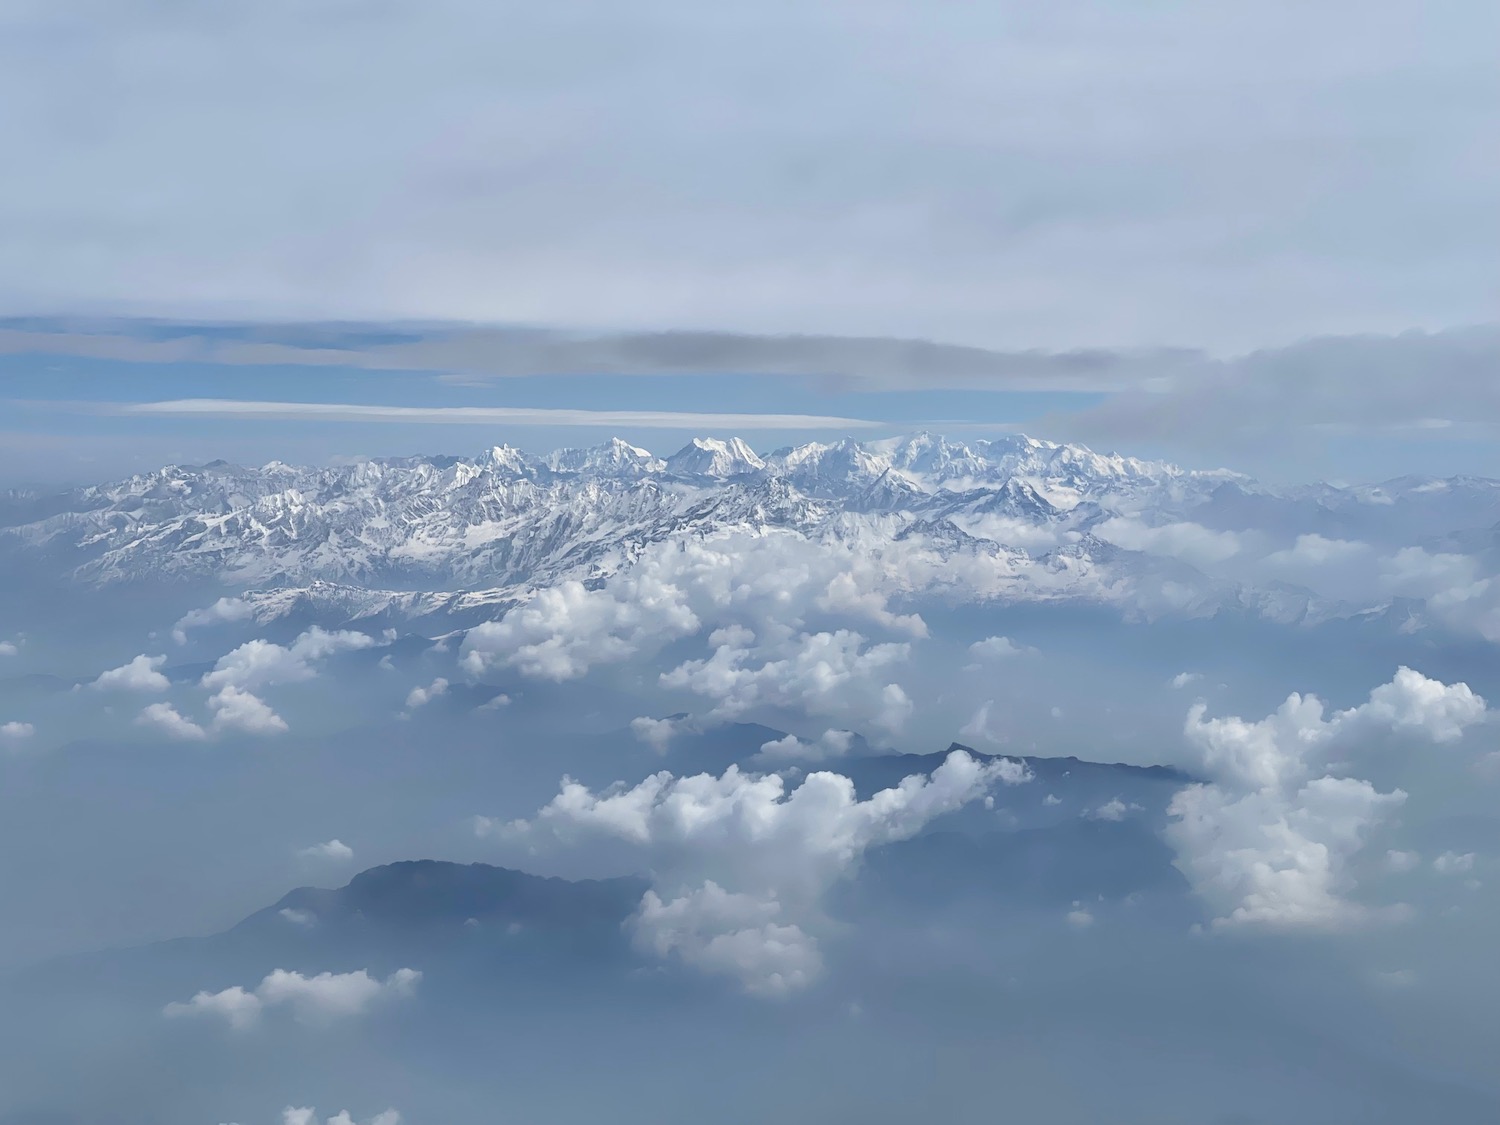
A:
[{"xmin": 3, "ymin": 432, "xmax": 1497, "ymax": 633}]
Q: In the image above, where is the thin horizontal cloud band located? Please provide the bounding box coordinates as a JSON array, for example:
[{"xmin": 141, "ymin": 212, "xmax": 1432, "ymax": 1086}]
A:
[{"xmin": 96, "ymin": 399, "xmax": 886, "ymax": 430}]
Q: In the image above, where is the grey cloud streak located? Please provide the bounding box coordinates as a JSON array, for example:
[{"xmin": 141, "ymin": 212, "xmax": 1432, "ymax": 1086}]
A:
[
  {"xmin": 86, "ymin": 398, "xmax": 887, "ymax": 430},
  {"xmin": 1047, "ymin": 326, "xmax": 1500, "ymax": 459},
  {"xmin": 0, "ymin": 320, "xmax": 1191, "ymax": 392}
]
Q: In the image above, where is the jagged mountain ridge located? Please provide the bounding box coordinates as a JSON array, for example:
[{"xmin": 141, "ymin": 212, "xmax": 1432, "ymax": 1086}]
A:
[
  {"xmin": 0, "ymin": 433, "xmax": 1194, "ymax": 586},
  {"xmin": 2, "ymin": 431, "xmax": 1494, "ymax": 632}
]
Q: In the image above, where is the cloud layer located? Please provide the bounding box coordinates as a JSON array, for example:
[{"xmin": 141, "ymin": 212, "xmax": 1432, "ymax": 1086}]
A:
[
  {"xmin": 4, "ymin": 3, "xmax": 1495, "ymax": 350},
  {"xmin": 480, "ymin": 749, "xmax": 1030, "ymax": 992},
  {"xmin": 1166, "ymin": 667, "xmax": 1488, "ymax": 930},
  {"xmin": 165, "ymin": 968, "xmax": 421, "ymax": 1029}
]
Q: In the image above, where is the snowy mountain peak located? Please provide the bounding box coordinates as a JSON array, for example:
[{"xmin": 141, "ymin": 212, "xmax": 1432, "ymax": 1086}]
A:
[
  {"xmin": 665, "ymin": 436, "xmax": 766, "ymax": 477},
  {"xmin": 483, "ymin": 445, "xmax": 530, "ymax": 475},
  {"xmin": 545, "ymin": 437, "xmax": 665, "ymax": 476}
]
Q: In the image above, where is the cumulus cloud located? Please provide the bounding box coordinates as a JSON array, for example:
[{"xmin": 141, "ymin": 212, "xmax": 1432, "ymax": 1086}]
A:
[
  {"xmin": 462, "ymin": 576, "xmax": 699, "ymax": 682},
  {"xmin": 276, "ymin": 1108, "xmax": 400, "ymax": 1125},
  {"xmin": 299, "ymin": 839, "xmax": 355, "ymax": 863},
  {"xmin": 1086, "ymin": 798, "xmax": 1140, "ymax": 822},
  {"xmin": 166, "ymin": 984, "xmax": 263, "ymax": 1031},
  {"xmin": 1385, "ymin": 849, "xmax": 1421, "ymax": 873},
  {"xmin": 631, "ymin": 883, "xmax": 822, "ymax": 998},
  {"xmin": 92, "ymin": 653, "xmax": 170, "ymax": 692},
  {"xmin": 202, "ymin": 627, "xmax": 377, "ymax": 693},
  {"xmin": 460, "ymin": 531, "xmax": 933, "ymax": 687},
  {"xmin": 1181, "ymin": 666, "xmax": 1484, "ymax": 793},
  {"xmin": 0, "ymin": 720, "xmax": 35, "ymax": 741},
  {"xmin": 404, "ymin": 677, "xmax": 449, "ymax": 710},
  {"xmin": 209, "ymin": 686, "xmax": 288, "ymax": 736},
  {"xmin": 959, "ymin": 699, "xmax": 1006, "ymax": 745},
  {"xmin": 1166, "ymin": 668, "xmax": 1487, "ymax": 931},
  {"xmin": 755, "ymin": 729, "xmax": 856, "ymax": 765},
  {"xmin": 629, "ymin": 715, "xmax": 681, "ymax": 753},
  {"xmin": 135, "ymin": 702, "xmax": 208, "ymax": 741},
  {"xmin": 479, "ymin": 749, "xmax": 1029, "ymax": 993},
  {"xmin": 165, "ymin": 968, "xmax": 420, "ymax": 1029},
  {"xmin": 468, "ymin": 691, "xmax": 511, "ymax": 715},
  {"xmin": 1094, "ymin": 517, "xmax": 1249, "ymax": 568},
  {"xmin": 1170, "ymin": 776, "xmax": 1408, "ymax": 931},
  {"xmin": 0, "ymin": 640, "xmax": 18, "ymax": 656},
  {"xmin": 662, "ymin": 628, "xmax": 914, "ymax": 733},
  {"xmin": 815, "ymin": 572, "xmax": 927, "ymax": 637},
  {"xmin": 1432, "ymin": 851, "xmax": 1476, "ymax": 874},
  {"xmin": 1066, "ymin": 902, "xmax": 1095, "ymax": 929},
  {"xmin": 172, "ymin": 597, "xmax": 254, "ymax": 644},
  {"xmin": 965, "ymin": 635, "xmax": 1029, "ymax": 663},
  {"xmin": 1170, "ymin": 672, "xmax": 1203, "ymax": 689},
  {"xmin": 1261, "ymin": 533, "xmax": 1372, "ymax": 582}
]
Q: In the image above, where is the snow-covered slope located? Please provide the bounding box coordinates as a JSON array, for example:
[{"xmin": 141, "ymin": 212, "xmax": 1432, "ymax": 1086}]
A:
[{"xmin": 2, "ymin": 432, "xmax": 1494, "ymax": 634}]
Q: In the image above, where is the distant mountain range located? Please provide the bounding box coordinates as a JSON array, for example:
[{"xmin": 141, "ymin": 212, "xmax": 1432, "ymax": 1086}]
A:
[{"xmin": 3, "ymin": 431, "xmax": 1497, "ymax": 634}]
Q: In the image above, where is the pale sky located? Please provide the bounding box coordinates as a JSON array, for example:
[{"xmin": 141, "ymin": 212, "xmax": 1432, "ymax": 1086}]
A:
[{"xmin": 2, "ymin": 0, "xmax": 1496, "ymax": 350}]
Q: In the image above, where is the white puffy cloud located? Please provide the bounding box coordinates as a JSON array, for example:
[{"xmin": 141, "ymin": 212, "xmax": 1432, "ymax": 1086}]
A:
[
  {"xmin": 209, "ymin": 686, "xmax": 288, "ymax": 736},
  {"xmin": 962, "ymin": 636, "xmax": 1030, "ymax": 673},
  {"xmin": 629, "ymin": 715, "xmax": 681, "ymax": 753},
  {"xmin": 959, "ymin": 700, "xmax": 1005, "ymax": 745},
  {"xmin": 1260, "ymin": 534, "xmax": 1373, "ymax": 585},
  {"xmin": 1, "ymin": 720, "xmax": 34, "ymax": 741},
  {"xmin": 1169, "ymin": 776, "xmax": 1407, "ymax": 931},
  {"xmin": 1075, "ymin": 508, "xmax": 1500, "ymax": 645},
  {"xmin": 165, "ymin": 984, "xmax": 263, "ymax": 1031},
  {"xmin": 1181, "ymin": 666, "xmax": 1485, "ymax": 793},
  {"xmin": 631, "ymin": 883, "xmax": 822, "ymax": 998},
  {"xmin": 1066, "ymin": 902, "xmax": 1095, "ymax": 929},
  {"xmin": 202, "ymin": 628, "xmax": 377, "ymax": 692},
  {"xmin": 138, "ymin": 689, "xmax": 289, "ymax": 741},
  {"xmin": 480, "ymin": 749, "xmax": 1029, "ymax": 993},
  {"xmin": 1353, "ymin": 668, "xmax": 1488, "ymax": 743},
  {"xmin": 1086, "ymin": 798, "xmax": 1140, "ymax": 822},
  {"xmin": 815, "ymin": 572, "xmax": 927, "ymax": 638},
  {"xmin": 755, "ymin": 729, "xmax": 856, "ymax": 765},
  {"xmin": 172, "ymin": 596, "xmax": 254, "ymax": 644},
  {"xmin": 279, "ymin": 908, "xmax": 317, "ymax": 928},
  {"xmin": 1249, "ymin": 539, "xmax": 1500, "ymax": 643},
  {"xmin": 662, "ymin": 628, "xmax": 913, "ymax": 733},
  {"xmin": 0, "ymin": 640, "xmax": 18, "ymax": 656},
  {"xmin": 1094, "ymin": 517, "xmax": 1250, "ymax": 568},
  {"xmin": 460, "ymin": 531, "xmax": 932, "ymax": 685},
  {"xmin": 257, "ymin": 968, "xmax": 420, "ymax": 1023},
  {"xmin": 1384, "ymin": 849, "xmax": 1421, "ymax": 873},
  {"xmin": 404, "ymin": 677, "xmax": 449, "ymax": 710},
  {"xmin": 299, "ymin": 839, "xmax": 355, "ymax": 863},
  {"xmin": 165, "ymin": 968, "xmax": 420, "ymax": 1029},
  {"xmin": 461, "ymin": 575, "xmax": 700, "ymax": 682},
  {"xmin": 135, "ymin": 702, "xmax": 208, "ymax": 741},
  {"xmin": 1166, "ymin": 668, "xmax": 1487, "ymax": 931},
  {"xmin": 93, "ymin": 653, "xmax": 171, "ymax": 692},
  {"xmin": 250, "ymin": 1108, "xmax": 400, "ymax": 1125},
  {"xmin": 1170, "ymin": 671, "xmax": 1203, "ymax": 689},
  {"xmin": 1432, "ymin": 851, "xmax": 1476, "ymax": 874}
]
